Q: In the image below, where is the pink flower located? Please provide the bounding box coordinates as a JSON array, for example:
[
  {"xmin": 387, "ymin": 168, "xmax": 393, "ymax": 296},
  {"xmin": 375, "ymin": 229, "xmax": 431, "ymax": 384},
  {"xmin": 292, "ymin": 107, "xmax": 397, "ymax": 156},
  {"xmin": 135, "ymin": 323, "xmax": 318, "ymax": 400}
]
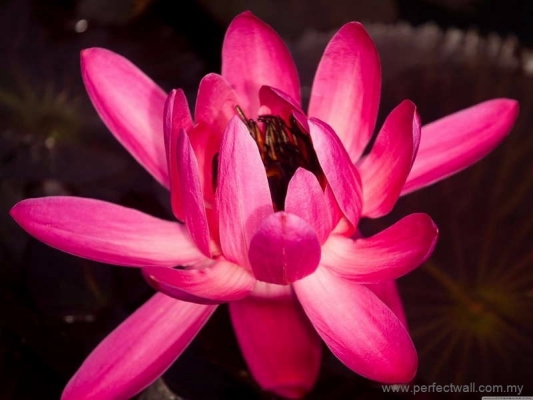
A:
[{"xmin": 10, "ymin": 11, "xmax": 518, "ymax": 400}]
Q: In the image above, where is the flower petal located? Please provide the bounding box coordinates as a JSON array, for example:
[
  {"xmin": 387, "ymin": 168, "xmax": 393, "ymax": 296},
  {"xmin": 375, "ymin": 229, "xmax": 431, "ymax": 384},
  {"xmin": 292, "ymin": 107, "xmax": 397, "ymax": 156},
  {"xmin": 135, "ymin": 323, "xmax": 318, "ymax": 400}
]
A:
[
  {"xmin": 174, "ymin": 128, "xmax": 211, "ymax": 256},
  {"xmin": 358, "ymin": 100, "xmax": 420, "ymax": 218},
  {"xmin": 222, "ymin": 11, "xmax": 300, "ymax": 116},
  {"xmin": 285, "ymin": 168, "xmax": 332, "ymax": 243},
  {"xmin": 248, "ymin": 212, "xmax": 321, "ymax": 285},
  {"xmin": 403, "ymin": 99, "xmax": 519, "ymax": 194},
  {"xmin": 165, "ymin": 90, "xmax": 193, "ymax": 221},
  {"xmin": 308, "ymin": 22, "xmax": 381, "ymax": 161},
  {"xmin": 366, "ymin": 280, "xmax": 408, "ymax": 328},
  {"xmin": 259, "ymin": 85, "xmax": 305, "ymax": 121},
  {"xmin": 142, "ymin": 259, "xmax": 256, "ymax": 304},
  {"xmin": 294, "ymin": 267, "xmax": 417, "ymax": 383},
  {"xmin": 308, "ymin": 118, "xmax": 362, "ymax": 229},
  {"xmin": 81, "ymin": 48, "xmax": 169, "ymax": 187},
  {"xmin": 230, "ymin": 287, "xmax": 321, "ymax": 398},
  {"xmin": 216, "ymin": 117, "xmax": 273, "ymax": 267},
  {"xmin": 10, "ymin": 197, "xmax": 205, "ymax": 267},
  {"xmin": 321, "ymin": 213, "xmax": 438, "ymax": 282},
  {"xmin": 164, "ymin": 89, "xmax": 193, "ymax": 162},
  {"xmin": 62, "ymin": 293, "xmax": 215, "ymax": 400}
]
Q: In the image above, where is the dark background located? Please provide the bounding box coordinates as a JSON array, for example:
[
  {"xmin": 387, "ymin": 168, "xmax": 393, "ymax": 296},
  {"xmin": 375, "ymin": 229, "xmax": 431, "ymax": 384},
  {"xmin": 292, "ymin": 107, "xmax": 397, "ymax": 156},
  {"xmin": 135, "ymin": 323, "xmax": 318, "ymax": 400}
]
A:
[{"xmin": 1, "ymin": 0, "xmax": 532, "ymax": 398}]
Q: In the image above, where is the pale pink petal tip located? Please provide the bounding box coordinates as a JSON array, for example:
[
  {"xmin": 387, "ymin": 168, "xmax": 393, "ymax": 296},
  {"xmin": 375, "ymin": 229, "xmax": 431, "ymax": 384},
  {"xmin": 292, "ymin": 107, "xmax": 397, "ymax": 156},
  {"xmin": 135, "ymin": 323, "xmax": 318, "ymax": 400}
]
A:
[
  {"xmin": 81, "ymin": 47, "xmax": 169, "ymax": 188},
  {"xmin": 248, "ymin": 212, "xmax": 321, "ymax": 285}
]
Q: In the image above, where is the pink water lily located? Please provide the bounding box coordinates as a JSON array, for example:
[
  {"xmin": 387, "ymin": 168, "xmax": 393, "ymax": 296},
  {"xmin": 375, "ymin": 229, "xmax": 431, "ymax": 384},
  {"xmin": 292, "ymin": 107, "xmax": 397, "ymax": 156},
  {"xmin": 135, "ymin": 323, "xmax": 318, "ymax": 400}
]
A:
[{"xmin": 10, "ymin": 11, "xmax": 518, "ymax": 400}]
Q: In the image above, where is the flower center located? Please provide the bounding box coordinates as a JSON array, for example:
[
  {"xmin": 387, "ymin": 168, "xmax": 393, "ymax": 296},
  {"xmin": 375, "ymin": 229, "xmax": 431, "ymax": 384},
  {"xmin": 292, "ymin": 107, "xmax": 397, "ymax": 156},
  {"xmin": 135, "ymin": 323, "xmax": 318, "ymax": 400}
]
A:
[{"xmin": 235, "ymin": 106, "xmax": 324, "ymax": 210}]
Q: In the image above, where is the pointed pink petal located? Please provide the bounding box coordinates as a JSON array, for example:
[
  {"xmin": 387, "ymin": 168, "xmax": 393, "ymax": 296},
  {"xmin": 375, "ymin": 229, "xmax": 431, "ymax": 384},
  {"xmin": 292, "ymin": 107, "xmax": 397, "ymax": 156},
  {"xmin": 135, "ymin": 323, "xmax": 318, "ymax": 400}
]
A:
[
  {"xmin": 216, "ymin": 117, "xmax": 273, "ymax": 267},
  {"xmin": 248, "ymin": 212, "xmax": 321, "ymax": 285},
  {"xmin": 230, "ymin": 289, "xmax": 321, "ymax": 398},
  {"xmin": 62, "ymin": 293, "xmax": 215, "ymax": 400},
  {"xmin": 165, "ymin": 90, "xmax": 194, "ymax": 221},
  {"xmin": 10, "ymin": 197, "xmax": 205, "ymax": 267},
  {"xmin": 173, "ymin": 128, "xmax": 211, "ymax": 256},
  {"xmin": 294, "ymin": 267, "xmax": 417, "ymax": 383},
  {"xmin": 164, "ymin": 89, "xmax": 193, "ymax": 162},
  {"xmin": 358, "ymin": 100, "xmax": 421, "ymax": 218},
  {"xmin": 191, "ymin": 74, "xmax": 241, "ymax": 205},
  {"xmin": 222, "ymin": 11, "xmax": 300, "ymax": 116},
  {"xmin": 285, "ymin": 168, "xmax": 332, "ymax": 243},
  {"xmin": 367, "ymin": 280, "xmax": 408, "ymax": 328},
  {"xmin": 321, "ymin": 213, "xmax": 437, "ymax": 282},
  {"xmin": 81, "ymin": 48, "xmax": 169, "ymax": 188},
  {"xmin": 308, "ymin": 22, "xmax": 381, "ymax": 161},
  {"xmin": 259, "ymin": 86, "xmax": 305, "ymax": 121},
  {"xmin": 195, "ymin": 73, "xmax": 239, "ymax": 137},
  {"xmin": 308, "ymin": 118, "xmax": 362, "ymax": 228},
  {"xmin": 142, "ymin": 259, "xmax": 255, "ymax": 304},
  {"xmin": 403, "ymin": 99, "xmax": 519, "ymax": 194}
]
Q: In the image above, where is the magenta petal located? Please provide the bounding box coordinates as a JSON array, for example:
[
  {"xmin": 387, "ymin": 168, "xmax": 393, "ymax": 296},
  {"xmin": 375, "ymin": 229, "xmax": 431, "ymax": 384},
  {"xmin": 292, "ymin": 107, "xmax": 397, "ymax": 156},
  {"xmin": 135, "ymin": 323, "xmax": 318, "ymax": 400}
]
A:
[
  {"xmin": 308, "ymin": 22, "xmax": 381, "ymax": 161},
  {"xmin": 403, "ymin": 98, "xmax": 519, "ymax": 194},
  {"xmin": 308, "ymin": 118, "xmax": 362, "ymax": 228},
  {"xmin": 285, "ymin": 168, "xmax": 332, "ymax": 243},
  {"xmin": 81, "ymin": 48, "xmax": 169, "ymax": 188},
  {"xmin": 142, "ymin": 260, "xmax": 255, "ymax": 304},
  {"xmin": 230, "ymin": 290, "xmax": 321, "ymax": 398},
  {"xmin": 164, "ymin": 89, "xmax": 193, "ymax": 161},
  {"xmin": 10, "ymin": 197, "xmax": 205, "ymax": 267},
  {"xmin": 62, "ymin": 293, "xmax": 215, "ymax": 400},
  {"xmin": 222, "ymin": 11, "xmax": 300, "ymax": 116},
  {"xmin": 294, "ymin": 267, "xmax": 417, "ymax": 383},
  {"xmin": 248, "ymin": 212, "xmax": 321, "ymax": 285},
  {"xmin": 165, "ymin": 90, "xmax": 194, "ymax": 221},
  {"xmin": 216, "ymin": 117, "xmax": 273, "ymax": 267},
  {"xmin": 174, "ymin": 128, "xmax": 211, "ymax": 256},
  {"xmin": 259, "ymin": 86, "xmax": 305, "ymax": 121},
  {"xmin": 358, "ymin": 100, "xmax": 420, "ymax": 218},
  {"xmin": 367, "ymin": 280, "xmax": 408, "ymax": 328},
  {"xmin": 321, "ymin": 213, "xmax": 438, "ymax": 282}
]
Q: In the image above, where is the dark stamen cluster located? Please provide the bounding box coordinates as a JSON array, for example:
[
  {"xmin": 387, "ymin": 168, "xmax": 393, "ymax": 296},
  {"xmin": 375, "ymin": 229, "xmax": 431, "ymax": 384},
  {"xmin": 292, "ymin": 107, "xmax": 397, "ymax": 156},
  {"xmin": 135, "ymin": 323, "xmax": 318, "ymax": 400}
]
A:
[{"xmin": 236, "ymin": 106, "xmax": 324, "ymax": 210}]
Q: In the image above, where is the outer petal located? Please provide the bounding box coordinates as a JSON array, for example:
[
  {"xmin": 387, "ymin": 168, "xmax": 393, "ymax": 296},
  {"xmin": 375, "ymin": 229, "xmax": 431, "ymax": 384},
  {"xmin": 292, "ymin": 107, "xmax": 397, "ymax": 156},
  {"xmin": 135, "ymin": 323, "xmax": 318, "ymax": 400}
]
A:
[
  {"xmin": 367, "ymin": 280, "xmax": 408, "ymax": 328},
  {"xmin": 358, "ymin": 100, "xmax": 420, "ymax": 218},
  {"xmin": 216, "ymin": 117, "xmax": 273, "ymax": 267},
  {"xmin": 248, "ymin": 212, "xmax": 321, "ymax": 285},
  {"xmin": 308, "ymin": 22, "xmax": 381, "ymax": 161},
  {"xmin": 10, "ymin": 197, "xmax": 205, "ymax": 267},
  {"xmin": 285, "ymin": 168, "xmax": 332, "ymax": 243},
  {"xmin": 294, "ymin": 267, "xmax": 417, "ymax": 383},
  {"xmin": 403, "ymin": 99, "xmax": 519, "ymax": 194},
  {"xmin": 164, "ymin": 90, "xmax": 194, "ymax": 221},
  {"xmin": 308, "ymin": 118, "xmax": 362, "ymax": 228},
  {"xmin": 174, "ymin": 128, "xmax": 210, "ymax": 256},
  {"xmin": 321, "ymin": 213, "xmax": 438, "ymax": 282},
  {"xmin": 81, "ymin": 48, "xmax": 169, "ymax": 187},
  {"xmin": 142, "ymin": 259, "xmax": 256, "ymax": 304},
  {"xmin": 222, "ymin": 11, "xmax": 300, "ymax": 116},
  {"xmin": 230, "ymin": 287, "xmax": 321, "ymax": 398},
  {"xmin": 62, "ymin": 293, "xmax": 216, "ymax": 400}
]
